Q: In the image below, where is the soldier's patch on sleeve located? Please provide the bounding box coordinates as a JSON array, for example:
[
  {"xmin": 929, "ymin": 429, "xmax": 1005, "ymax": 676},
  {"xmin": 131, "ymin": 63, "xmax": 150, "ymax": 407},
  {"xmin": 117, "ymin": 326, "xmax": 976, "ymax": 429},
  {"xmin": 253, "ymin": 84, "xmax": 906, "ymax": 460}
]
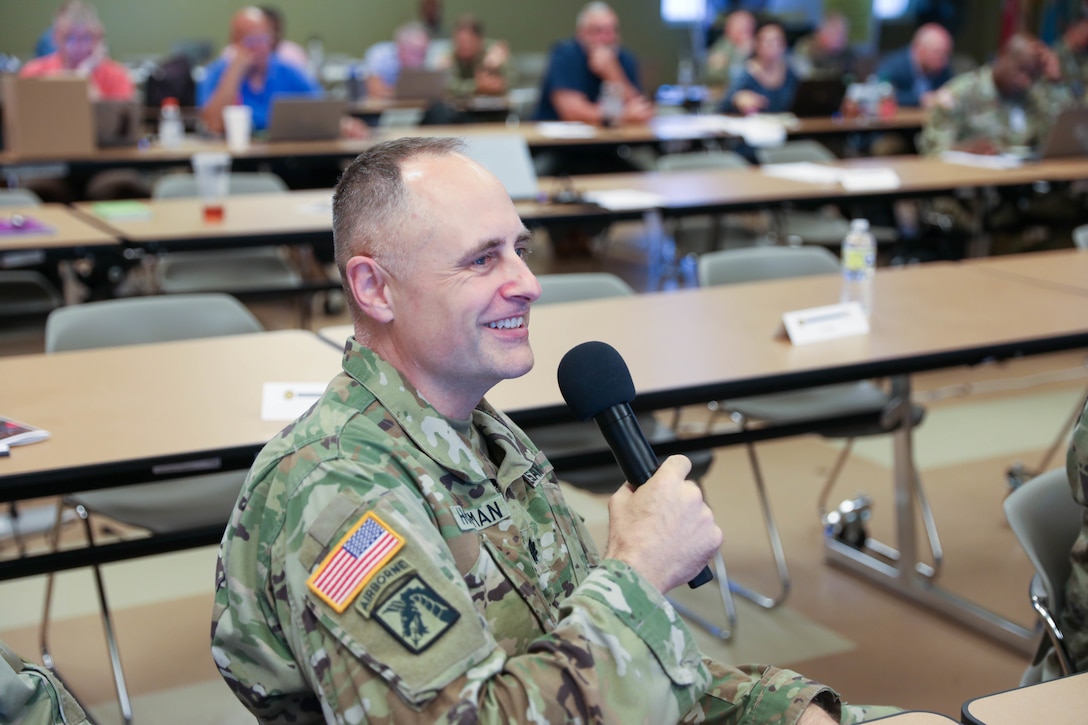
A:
[
  {"xmin": 373, "ymin": 574, "xmax": 460, "ymax": 653},
  {"xmin": 307, "ymin": 512, "xmax": 405, "ymax": 613}
]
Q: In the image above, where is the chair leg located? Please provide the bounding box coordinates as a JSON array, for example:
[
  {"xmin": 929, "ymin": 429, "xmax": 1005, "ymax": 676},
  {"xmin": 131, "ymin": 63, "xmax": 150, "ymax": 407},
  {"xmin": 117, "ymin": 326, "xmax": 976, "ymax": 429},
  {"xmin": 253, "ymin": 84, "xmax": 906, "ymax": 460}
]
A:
[
  {"xmin": 41, "ymin": 504, "xmax": 135, "ymax": 725},
  {"xmin": 732, "ymin": 442, "xmax": 791, "ymax": 609},
  {"xmin": 666, "ymin": 550, "xmax": 738, "ymax": 641}
]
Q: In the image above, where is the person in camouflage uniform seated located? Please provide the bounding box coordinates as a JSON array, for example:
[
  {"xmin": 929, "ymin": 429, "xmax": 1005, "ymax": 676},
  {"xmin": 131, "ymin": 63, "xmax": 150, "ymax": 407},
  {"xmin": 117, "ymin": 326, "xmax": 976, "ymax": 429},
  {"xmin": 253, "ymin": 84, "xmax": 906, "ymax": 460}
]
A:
[
  {"xmin": 1053, "ymin": 16, "xmax": 1088, "ymax": 102},
  {"xmin": 1062, "ymin": 397, "xmax": 1088, "ymax": 676},
  {"xmin": 920, "ymin": 32, "xmax": 1074, "ymax": 156},
  {"xmin": 211, "ymin": 136, "xmax": 900, "ymax": 724},
  {"xmin": 704, "ymin": 9, "xmax": 756, "ymax": 88}
]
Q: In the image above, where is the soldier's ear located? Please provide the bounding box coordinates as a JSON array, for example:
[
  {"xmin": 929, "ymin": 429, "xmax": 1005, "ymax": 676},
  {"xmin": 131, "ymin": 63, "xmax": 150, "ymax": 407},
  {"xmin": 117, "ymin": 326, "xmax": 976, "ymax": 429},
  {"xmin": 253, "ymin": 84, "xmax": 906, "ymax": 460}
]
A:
[{"xmin": 345, "ymin": 255, "xmax": 394, "ymax": 324}]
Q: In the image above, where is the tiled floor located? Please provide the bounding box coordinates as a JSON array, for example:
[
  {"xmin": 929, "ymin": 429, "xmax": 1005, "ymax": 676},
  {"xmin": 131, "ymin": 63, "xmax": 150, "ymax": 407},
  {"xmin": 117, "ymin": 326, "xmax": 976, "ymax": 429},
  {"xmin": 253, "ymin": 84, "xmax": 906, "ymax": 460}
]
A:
[{"xmin": 1, "ymin": 237, "xmax": 1084, "ymax": 722}]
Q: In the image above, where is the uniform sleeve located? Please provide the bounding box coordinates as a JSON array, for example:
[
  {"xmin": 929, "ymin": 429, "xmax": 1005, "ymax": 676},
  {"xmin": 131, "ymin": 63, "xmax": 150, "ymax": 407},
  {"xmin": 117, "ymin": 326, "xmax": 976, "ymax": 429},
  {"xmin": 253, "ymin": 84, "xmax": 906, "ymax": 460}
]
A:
[
  {"xmin": 919, "ymin": 84, "xmax": 962, "ymax": 156},
  {"xmin": 271, "ymin": 460, "xmax": 717, "ymax": 724}
]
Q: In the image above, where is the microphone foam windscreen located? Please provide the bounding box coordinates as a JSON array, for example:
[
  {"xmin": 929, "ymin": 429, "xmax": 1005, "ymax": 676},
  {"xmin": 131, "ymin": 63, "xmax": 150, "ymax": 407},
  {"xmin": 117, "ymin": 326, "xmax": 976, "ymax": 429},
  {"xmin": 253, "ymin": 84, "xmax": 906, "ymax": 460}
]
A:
[{"xmin": 557, "ymin": 341, "xmax": 637, "ymax": 420}]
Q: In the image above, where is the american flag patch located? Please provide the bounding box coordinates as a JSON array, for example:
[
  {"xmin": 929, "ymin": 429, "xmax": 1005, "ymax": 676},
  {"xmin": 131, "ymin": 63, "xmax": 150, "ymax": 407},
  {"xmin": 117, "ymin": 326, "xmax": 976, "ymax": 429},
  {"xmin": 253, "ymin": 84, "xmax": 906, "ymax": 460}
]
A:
[{"xmin": 307, "ymin": 512, "xmax": 405, "ymax": 613}]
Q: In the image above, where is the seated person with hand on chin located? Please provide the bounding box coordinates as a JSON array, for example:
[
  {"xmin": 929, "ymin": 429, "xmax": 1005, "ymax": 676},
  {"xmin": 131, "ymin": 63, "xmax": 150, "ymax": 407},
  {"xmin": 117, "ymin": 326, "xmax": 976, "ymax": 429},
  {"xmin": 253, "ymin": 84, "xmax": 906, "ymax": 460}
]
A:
[
  {"xmin": 534, "ymin": 1, "xmax": 653, "ymax": 125},
  {"xmin": 719, "ymin": 20, "xmax": 799, "ymax": 115}
]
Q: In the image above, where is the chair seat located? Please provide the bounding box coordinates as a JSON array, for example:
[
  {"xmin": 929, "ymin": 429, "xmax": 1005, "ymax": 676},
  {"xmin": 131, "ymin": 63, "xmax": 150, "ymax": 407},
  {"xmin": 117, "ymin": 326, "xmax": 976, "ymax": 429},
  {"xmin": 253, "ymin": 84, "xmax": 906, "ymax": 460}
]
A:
[
  {"xmin": 0, "ymin": 271, "xmax": 63, "ymax": 317},
  {"xmin": 157, "ymin": 248, "xmax": 301, "ymax": 293},
  {"xmin": 70, "ymin": 470, "xmax": 245, "ymax": 534}
]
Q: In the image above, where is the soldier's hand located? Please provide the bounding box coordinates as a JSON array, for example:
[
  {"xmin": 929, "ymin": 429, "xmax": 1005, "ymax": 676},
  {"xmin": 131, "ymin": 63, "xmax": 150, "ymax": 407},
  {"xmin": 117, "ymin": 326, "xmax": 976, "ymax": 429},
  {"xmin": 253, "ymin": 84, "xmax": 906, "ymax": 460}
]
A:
[{"xmin": 603, "ymin": 455, "xmax": 722, "ymax": 593}]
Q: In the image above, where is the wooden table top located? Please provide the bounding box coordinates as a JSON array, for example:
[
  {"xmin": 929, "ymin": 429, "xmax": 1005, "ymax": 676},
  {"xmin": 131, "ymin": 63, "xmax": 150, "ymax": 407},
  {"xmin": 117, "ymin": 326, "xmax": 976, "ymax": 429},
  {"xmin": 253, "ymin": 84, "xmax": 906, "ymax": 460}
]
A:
[
  {"xmin": 961, "ymin": 671, "xmax": 1088, "ymax": 725},
  {"xmin": 964, "ymin": 248, "xmax": 1088, "ymax": 296},
  {"xmin": 0, "ymin": 330, "xmax": 342, "ymax": 498},
  {"xmin": 323, "ymin": 261, "xmax": 1088, "ymax": 425},
  {"xmin": 0, "ymin": 204, "xmax": 118, "ymax": 253}
]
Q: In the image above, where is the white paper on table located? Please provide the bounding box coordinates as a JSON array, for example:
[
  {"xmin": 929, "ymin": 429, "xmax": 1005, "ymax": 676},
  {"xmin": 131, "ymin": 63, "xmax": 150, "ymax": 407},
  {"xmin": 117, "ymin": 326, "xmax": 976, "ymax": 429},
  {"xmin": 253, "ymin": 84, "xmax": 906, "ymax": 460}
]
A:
[
  {"xmin": 296, "ymin": 194, "xmax": 334, "ymax": 217},
  {"xmin": 939, "ymin": 150, "xmax": 1023, "ymax": 169},
  {"xmin": 582, "ymin": 189, "xmax": 666, "ymax": 210},
  {"xmin": 838, "ymin": 168, "xmax": 901, "ymax": 191},
  {"xmin": 760, "ymin": 162, "xmax": 844, "ymax": 185},
  {"xmin": 535, "ymin": 122, "xmax": 597, "ymax": 138},
  {"xmin": 261, "ymin": 382, "xmax": 327, "ymax": 421}
]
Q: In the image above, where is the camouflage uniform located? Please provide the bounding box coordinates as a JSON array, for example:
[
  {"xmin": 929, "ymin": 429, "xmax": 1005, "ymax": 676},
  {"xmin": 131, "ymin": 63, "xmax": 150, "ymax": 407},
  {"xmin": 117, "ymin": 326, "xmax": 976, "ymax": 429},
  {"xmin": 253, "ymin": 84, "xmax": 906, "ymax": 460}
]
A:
[
  {"xmin": 790, "ymin": 35, "xmax": 855, "ymax": 81},
  {"xmin": 704, "ymin": 37, "xmax": 749, "ymax": 88},
  {"xmin": 1062, "ymin": 396, "xmax": 1088, "ymax": 674},
  {"xmin": 919, "ymin": 65, "xmax": 1075, "ymax": 156},
  {"xmin": 212, "ymin": 340, "xmax": 898, "ymax": 723},
  {"xmin": 436, "ymin": 39, "xmax": 510, "ymax": 99},
  {"xmin": 0, "ymin": 640, "xmax": 90, "ymax": 725},
  {"xmin": 1054, "ymin": 39, "xmax": 1088, "ymax": 102}
]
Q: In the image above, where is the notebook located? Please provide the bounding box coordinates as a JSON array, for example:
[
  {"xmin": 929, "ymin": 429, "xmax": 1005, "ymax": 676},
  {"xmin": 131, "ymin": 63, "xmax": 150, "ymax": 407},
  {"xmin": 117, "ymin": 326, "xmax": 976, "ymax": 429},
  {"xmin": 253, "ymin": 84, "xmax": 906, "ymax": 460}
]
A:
[
  {"xmin": 93, "ymin": 101, "xmax": 143, "ymax": 147},
  {"xmin": 790, "ymin": 79, "xmax": 847, "ymax": 118},
  {"xmin": 1036, "ymin": 106, "xmax": 1088, "ymax": 160},
  {"xmin": 265, "ymin": 98, "xmax": 348, "ymax": 142},
  {"xmin": 394, "ymin": 69, "xmax": 449, "ymax": 101},
  {"xmin": 461, "ymin": 135, "xmax": 540, "ymax": 201}
]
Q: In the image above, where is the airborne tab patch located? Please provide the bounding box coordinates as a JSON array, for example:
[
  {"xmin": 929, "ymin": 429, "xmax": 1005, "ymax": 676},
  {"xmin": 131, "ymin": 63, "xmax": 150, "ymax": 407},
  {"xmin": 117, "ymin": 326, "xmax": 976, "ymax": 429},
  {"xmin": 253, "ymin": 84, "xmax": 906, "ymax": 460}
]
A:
[
  {"xmin": 307, "ymin": 512, "xmax": 405, "ymax": 613},
  {"xmin": 374, "ymin": 574, "xmax": 460, "ymax": 653}
]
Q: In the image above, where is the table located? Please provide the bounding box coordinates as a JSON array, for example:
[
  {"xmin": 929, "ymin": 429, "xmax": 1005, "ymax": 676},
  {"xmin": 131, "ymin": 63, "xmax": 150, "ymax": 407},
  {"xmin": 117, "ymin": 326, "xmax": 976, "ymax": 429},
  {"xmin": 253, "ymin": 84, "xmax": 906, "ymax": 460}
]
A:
[
  {"xmin": 0, "ymin": 204, "xmax": 118, "ymax": 259},
  {"xmin": 961, "ymin": 671, "xmax": 1088, "ymax": 724},
  {"xmin": 72, "ymin": 190, "xmax": 337, "ymax": 253},
  {"xmin": 965, "ymin": 248, "xmax": 1088, "ymax": 297},
  {"xmin": 324, "ymin": 260, "xmax": 1088, "ymax": 652},
  {"xmin": 0, "ymin": 329, "xmax": 342, "ymax": 579},
  {"xmin": 868, "ymin": 713, "xmax": 957, "ymax": 723}
]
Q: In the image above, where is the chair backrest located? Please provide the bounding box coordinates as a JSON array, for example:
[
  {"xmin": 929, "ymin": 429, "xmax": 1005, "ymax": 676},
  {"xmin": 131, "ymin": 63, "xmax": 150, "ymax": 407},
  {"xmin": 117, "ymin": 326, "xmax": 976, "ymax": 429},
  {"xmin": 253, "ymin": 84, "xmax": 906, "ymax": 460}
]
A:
[
  {"xmin": 755, "ymin": 140, "xmax": 838, "ymax": 165},
  {"xmin": 537, "ymin": 273, "xmax": 635, "ymax": 305},
  {"xmin": 0, "ymin": 188, "xmax": 43, "ymax": 206},
  {"xmin": 697, "ymin": 245, "xmax": 839, "ymax": 287},
  {"xmin": 1003, "ymin": 467, "xmax": 1083, "ymax": 615},
  {"xmin": 45, "ymin": 293, "xmax": 264, "ymax": 353},
  {"xmin": 1073, "ymin": 225, "xmax": 1088, "ymax": 250},
  {"xmin": 656, "ymin": 150, "xmax": 750, "ymax": 172},
  {"xmin": 152, "ymin": 172, "xmax": 288, "ymax": 199}
]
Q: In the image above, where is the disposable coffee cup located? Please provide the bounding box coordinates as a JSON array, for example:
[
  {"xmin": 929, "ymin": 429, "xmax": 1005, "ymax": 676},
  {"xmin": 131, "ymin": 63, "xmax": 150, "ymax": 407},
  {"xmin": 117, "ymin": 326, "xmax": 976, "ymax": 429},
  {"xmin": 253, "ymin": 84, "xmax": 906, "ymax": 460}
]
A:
[
  {"xmin": 222, "ymin": 104, "xmax": 252, "ymax": 152},
  {"xmin": 191, "ymin": 151, "xmax": 231, "ymax": 222}
]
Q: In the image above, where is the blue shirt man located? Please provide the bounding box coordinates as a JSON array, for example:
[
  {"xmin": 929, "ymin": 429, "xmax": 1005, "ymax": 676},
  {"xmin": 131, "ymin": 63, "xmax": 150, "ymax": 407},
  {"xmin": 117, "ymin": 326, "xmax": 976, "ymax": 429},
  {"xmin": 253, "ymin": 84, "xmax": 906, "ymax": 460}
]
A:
[
  {"xmin": 876, "ymin": 23, "xmax": 954, "ymax": 108},
  {"xmin": 199, "ymin": 54, "xmax": 319, "ymax": 131},
  {"xmin": 533, "ymin": 2, "xmax": 652, "ymax": 125}
]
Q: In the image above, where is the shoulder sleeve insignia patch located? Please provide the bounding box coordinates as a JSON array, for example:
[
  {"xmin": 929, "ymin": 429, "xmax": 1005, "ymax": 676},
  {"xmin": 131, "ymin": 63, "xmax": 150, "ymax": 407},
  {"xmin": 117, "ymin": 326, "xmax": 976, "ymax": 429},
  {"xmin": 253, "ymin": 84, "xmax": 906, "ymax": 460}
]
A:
[
  {"xmin": 307, "ymin": 512, "xmax": 405, "ymax": 613},
  {"xmin": 373, "ymin": 574, "xmax": 460, "ymax": 653}
]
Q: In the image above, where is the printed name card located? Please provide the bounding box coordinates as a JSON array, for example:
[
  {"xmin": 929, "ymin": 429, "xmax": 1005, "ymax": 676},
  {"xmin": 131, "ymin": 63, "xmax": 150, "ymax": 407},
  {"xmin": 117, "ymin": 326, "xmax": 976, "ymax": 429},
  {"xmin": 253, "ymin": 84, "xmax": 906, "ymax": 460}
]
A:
[
  {"xmin": 261, "ymin": 382, "xmax": 327, "ymax": 421},
  {"xmin": 782, "ymin": 302, "xmax": 869, "ymax": 345}
]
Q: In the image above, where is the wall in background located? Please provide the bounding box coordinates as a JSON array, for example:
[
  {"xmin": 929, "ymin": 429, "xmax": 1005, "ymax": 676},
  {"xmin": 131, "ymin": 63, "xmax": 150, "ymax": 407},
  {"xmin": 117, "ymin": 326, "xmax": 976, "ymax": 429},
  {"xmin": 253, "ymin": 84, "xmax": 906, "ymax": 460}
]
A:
[{"xmin": 0, "ymin": 0, "xmax": 690, "ymax": 92}]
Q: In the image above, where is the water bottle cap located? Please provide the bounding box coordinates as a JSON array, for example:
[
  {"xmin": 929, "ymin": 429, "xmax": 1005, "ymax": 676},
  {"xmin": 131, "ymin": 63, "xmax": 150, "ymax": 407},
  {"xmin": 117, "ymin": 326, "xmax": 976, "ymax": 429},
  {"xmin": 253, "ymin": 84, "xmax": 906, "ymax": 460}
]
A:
[{"xmin": 850, "ymin": 218, "xmax": 870, "ymax": 231}]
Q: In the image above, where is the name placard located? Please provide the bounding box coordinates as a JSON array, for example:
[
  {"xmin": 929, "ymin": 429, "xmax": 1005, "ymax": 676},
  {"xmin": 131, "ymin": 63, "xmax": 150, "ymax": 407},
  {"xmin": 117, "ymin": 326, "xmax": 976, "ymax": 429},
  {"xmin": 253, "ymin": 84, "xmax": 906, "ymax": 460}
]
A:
[{"xmin": 782, "ymin": 302, "xmax": 869, "ymax": 345}]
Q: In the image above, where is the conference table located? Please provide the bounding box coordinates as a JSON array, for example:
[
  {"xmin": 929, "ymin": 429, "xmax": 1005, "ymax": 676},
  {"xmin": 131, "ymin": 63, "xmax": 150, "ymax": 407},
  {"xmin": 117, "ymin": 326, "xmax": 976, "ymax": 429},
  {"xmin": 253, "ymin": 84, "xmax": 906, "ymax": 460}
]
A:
[
  {"xmin": 964, "ymin": 247, "xmax": 1088, "ymax": 297},
  {"xmin": 960, "ymin": 671, "xmax": 1088, "ymax": 724},
  {"xmin": 4, "ymin": 256, "xmax": 1088, "ymax": 653},
  {"xmin": 0, "ymin": 204, "xmax": 119, "ymax": 260},
  {"xmin": 319, "ymin": 257, "xmax": 1088, "ymax": 653},
  {"xmin": 0, "ymin": 330, "xmax": 343, "ymax": 580}
]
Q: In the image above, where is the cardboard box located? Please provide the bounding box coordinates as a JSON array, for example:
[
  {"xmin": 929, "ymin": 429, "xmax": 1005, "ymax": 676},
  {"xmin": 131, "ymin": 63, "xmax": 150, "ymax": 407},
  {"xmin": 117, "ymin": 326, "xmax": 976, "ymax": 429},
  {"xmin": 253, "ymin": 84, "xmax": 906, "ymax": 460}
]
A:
[{"xmin": 1, "ymin": 75, "xmax": 95, "ymax": 157}]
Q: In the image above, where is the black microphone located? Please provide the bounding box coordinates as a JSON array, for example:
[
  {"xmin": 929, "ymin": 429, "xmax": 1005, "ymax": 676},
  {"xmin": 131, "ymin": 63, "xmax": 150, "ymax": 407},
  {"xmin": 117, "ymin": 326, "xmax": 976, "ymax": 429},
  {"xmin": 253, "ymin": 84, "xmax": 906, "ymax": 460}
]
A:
[{"xmin": 557, "ymin": 340, "xmax": 713, "ymax": 589}]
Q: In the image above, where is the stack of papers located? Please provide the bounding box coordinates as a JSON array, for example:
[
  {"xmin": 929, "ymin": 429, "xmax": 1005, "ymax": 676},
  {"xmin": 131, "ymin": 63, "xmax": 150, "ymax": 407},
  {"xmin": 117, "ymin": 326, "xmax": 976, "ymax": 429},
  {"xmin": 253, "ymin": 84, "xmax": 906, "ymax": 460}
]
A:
[
  {"xmin": 939, "ymin": 150, "xmax": 1023, "ymax": 169},
  {"xmin": 93, "ymin": 201, "xmax": 152, "ymax": 220},
  {"xmin": 760, "ymin": 162, "xmax": 901, "ymax": 191},
  {"xmin": 535, "ymin": 122, "xmax": 597, "ymax": 139},
  {"xmin": 582, "ymin": 189, "xmax": 666, "ymax": 211}
]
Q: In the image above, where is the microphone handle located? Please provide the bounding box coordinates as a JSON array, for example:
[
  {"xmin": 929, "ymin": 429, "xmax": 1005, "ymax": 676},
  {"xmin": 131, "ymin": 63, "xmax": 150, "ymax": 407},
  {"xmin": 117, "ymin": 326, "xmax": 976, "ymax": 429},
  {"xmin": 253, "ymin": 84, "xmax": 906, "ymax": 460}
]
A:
[{"xmin": 596, "ymin": 405, "xmax": 714, "ymax": 589}]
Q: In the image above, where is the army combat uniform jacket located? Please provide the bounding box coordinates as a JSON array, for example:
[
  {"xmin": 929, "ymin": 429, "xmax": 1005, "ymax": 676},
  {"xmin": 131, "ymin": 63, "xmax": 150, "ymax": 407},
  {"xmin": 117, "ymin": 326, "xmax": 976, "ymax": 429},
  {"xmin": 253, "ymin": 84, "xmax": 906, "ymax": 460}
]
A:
[
  {"xmin": 920, "ymin": 65, "xmax": 1075, "ymax": 156},
  {"xmin": 1063, "ymin": 397, "xmax": 1088, "ymax": 674},
  {"xmin": 212, "ymin": 340, "xmax": 880, "ymax": 724}
]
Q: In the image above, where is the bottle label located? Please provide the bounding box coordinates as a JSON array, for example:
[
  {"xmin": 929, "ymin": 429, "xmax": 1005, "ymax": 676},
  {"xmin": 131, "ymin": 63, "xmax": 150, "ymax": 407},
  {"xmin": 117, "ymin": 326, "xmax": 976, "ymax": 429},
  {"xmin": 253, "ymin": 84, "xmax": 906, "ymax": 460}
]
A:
[{"xmin": 842, "ymin": 247, "xmax": 869, "ymax": 272}]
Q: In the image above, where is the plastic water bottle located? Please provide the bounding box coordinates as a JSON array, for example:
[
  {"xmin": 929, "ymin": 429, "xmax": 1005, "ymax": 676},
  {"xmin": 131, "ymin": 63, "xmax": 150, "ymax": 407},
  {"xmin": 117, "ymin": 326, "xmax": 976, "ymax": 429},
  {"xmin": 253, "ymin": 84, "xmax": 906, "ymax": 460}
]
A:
[
  {"xmin": 158, "ymin": 97, "xmax": 183, "ymax": 148},
  {"xmin": 840, "ymin": 218, "xmax": 876, "ymax": 316},
  {"xmin": 599, "ymin": 81, "xmax": 624, "ymax": 127}
]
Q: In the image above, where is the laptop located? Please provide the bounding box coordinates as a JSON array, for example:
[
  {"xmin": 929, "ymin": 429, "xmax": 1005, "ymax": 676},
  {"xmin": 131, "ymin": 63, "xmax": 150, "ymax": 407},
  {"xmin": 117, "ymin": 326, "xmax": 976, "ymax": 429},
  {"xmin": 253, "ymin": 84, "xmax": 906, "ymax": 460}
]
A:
[
  {"xmin": 394, "ymin": 69, "xmax": 449, "ymax": 101},
  {"xmin": 1037, "ymin": 107, "xmax": 1088, "ymax": 160},
  {"xmin": 461, "ymin": 135, "xmax": 540, "ymax": 201},
  {"xmin": 93, "ymin": 101, "xmax": 143, "ymax": 147},
  {"xmin": 266, "ymin": 97, "xmax": 348, "ymax": 142},
  {"xmin": 789, "ymin": 79, "xmax": 847, "ymax": 118}
]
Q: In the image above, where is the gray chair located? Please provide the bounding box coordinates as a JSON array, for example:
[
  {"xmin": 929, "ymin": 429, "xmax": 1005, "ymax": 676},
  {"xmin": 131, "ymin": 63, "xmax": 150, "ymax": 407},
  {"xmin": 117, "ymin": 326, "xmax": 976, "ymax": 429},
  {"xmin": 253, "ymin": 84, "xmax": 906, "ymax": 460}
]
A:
[
  {"xmin": 530, "ymin": 273, "xmax": 736, "ymax": 638},
  {"xmin": 1004, "ymin": 467, "xmax": 1083, "ymax": 685},
  {"xmin": 1073, "ymin": 225, "xmax": 1088, "ymax": 250},
  {"xmin": 755, "ymin": 141, "xmax": 898, "ymax": 247},
  {"xmin": 655, "ymin": 150, "xmax": 763, "ymax": 253},
  {"xmin": 151, "ymin": 172, "xmax": 308, "ymax": 324},
  {"xmin": 40, "ymin": 293, "xmax": 264, "ymax": 725},
  {"xmin": 696, "ymin": 246, "xmax": 939, "ymax": 609},
  {"xmin": 0, "ymin": 189, "xmax": 64, "ymax": 320}
]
